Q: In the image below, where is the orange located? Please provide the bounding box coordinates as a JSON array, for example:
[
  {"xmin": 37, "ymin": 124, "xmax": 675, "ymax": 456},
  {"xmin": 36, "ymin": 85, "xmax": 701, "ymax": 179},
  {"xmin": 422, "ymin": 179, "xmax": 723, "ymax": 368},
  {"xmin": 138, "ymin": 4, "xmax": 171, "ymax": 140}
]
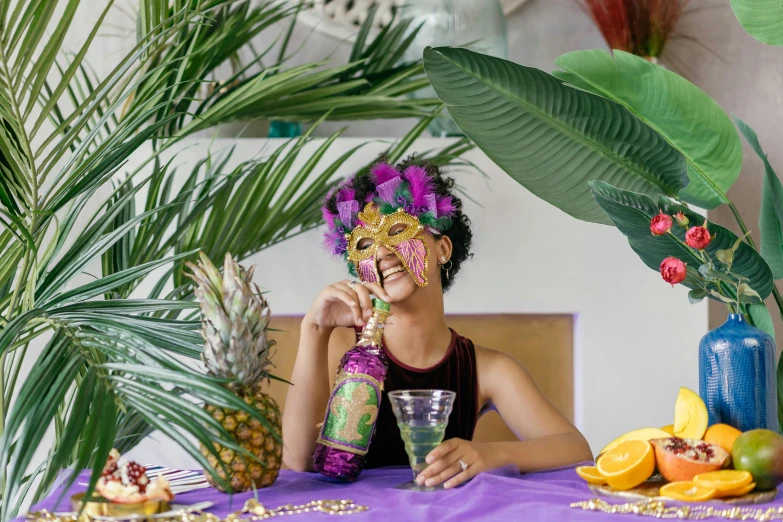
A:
[
  {"xmin": 596, "ymin": 439, "xmax": 655, "ymax": 491},
  {"xmin": 694, "ymin": 470, "xmax": 753, "ymax": 497},
  {"xmin": 600, "ymin": 427, "xmax": 672, "ymax": 455},
  {"xmin": 661, "ymin": 424, "xmax": 675, "ymax": 436},
  {"xmin": 703, "ymin": 424, "xmax": 743, "ymax": 454},
  {"xmin": 659, "ymin": 481, "xmax": 717, "ymax": 502},
  {"xmin": 720, "ymin": 482, "xmax": 756, "ymax": 498},
  {"xmin": 576, "ymin": 466, "xmax": 607, "ymax": 485}
]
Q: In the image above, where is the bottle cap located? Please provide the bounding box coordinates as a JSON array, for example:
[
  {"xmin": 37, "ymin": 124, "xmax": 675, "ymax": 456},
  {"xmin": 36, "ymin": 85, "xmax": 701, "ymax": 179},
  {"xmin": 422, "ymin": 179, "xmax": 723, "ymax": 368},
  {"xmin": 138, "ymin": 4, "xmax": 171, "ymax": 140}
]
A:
[{"xmin": 372, "ymin": 298, "xmax": 391, "ymax": 312}]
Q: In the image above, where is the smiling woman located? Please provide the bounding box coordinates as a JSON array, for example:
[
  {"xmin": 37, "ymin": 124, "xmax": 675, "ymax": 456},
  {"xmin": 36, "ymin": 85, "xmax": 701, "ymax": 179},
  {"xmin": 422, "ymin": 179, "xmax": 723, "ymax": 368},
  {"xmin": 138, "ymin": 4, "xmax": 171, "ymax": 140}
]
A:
[{"xmin": 282, "ymin": 158, "xmax": 593, "ymax": 488}]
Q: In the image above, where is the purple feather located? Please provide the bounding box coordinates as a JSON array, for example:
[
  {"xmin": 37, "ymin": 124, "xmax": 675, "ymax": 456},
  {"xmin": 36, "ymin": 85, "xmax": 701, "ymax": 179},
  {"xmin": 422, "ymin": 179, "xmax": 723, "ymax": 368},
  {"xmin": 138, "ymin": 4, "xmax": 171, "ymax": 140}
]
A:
[
  {"xmin": 424, "ymin": 194, "xmax": 438, "ymax": 217},
  {"xmin": 435, "ymin": 195, "xmax": 456, "ymax": 217},
  {"xmin": 337, "ymin": 200, "xmax": 359, "ymax": 229},
  {"xmin": 323, "ymin": 230, "xmax": 348, "ymax": 256},
  {"xmin": 371, "ymin": 162, "xmax": 400, "ymax": 185},
  {"xmin": 403, "ymin": 165, "xmax": 434, "ymax": 209},
  {"xmin": 377, "ymin": 177, "xmax": 402, "ymax": 204}
]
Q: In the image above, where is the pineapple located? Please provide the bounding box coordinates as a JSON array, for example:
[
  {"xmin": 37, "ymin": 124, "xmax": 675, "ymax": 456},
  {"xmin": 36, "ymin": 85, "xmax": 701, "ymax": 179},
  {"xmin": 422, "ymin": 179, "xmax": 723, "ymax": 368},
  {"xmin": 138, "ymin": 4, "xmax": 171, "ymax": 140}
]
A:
[{"xmin": 186, "ymin": 252, "xmax": 282, "ymax": 492}]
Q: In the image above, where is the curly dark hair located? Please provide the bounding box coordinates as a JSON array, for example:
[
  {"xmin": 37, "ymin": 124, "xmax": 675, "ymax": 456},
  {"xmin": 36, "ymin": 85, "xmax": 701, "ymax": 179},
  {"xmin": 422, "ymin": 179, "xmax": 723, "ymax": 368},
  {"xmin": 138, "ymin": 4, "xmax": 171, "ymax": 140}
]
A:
[{"xmin": 325, "ymin": 155, "xmax": 473, "ymax": 291}]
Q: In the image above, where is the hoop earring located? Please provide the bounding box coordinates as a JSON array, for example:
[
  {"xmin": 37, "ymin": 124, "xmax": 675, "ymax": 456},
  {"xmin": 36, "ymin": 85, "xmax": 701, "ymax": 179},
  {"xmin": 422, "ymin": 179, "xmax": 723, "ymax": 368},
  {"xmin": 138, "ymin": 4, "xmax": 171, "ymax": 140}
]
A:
[{"xmin": 442, "ymin": 259, "xmax": 453, "ymax": 280}]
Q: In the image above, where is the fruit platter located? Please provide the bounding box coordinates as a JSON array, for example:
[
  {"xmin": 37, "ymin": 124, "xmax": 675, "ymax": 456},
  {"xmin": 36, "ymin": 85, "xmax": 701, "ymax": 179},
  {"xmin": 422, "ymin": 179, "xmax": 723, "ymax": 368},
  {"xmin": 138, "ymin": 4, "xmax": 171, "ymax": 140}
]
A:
[
  {"xmin": 71, "ymin": 449, "xmax": 176, "ymax": 519},
  {"xmin": 576, "ymin": 387, "xmax": 783, "ymax": 504}
]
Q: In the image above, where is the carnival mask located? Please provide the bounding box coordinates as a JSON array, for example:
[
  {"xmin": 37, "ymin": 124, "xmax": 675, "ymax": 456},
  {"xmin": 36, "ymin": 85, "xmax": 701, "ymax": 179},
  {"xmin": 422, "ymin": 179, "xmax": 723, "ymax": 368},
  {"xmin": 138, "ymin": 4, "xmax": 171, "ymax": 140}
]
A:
[
  {"xmin": 347, "ymin": 204, "xmax": 429, "ymax": 287},
  {"xmin": 322, "ymin": 161, "xmax": 456, "ymax": 288}
]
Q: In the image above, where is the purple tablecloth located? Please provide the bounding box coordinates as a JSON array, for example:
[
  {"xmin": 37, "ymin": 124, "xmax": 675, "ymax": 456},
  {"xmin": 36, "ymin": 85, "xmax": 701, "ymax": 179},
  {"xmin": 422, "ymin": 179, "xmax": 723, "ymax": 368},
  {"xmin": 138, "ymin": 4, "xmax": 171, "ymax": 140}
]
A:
[{"xmin": 21, "ymin": 463, "xmax": 783, "ymax": 521}]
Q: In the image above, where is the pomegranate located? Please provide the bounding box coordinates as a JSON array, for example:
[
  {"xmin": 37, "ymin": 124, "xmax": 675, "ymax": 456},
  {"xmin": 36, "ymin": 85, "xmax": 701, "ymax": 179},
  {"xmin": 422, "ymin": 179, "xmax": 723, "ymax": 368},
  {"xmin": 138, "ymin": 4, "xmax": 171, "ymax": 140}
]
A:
[
  {"xmin": 651, "ymin": 437, "xmax": 729, "ymax": 482},
  {"xmin": 96, "ymin": 449, "xmax": 172, "ymax": 504}
]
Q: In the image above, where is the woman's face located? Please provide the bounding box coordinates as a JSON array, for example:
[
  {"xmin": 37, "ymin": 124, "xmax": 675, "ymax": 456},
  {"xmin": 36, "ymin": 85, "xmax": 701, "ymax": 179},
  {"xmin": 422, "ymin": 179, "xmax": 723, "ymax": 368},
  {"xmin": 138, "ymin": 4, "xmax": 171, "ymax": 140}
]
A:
[{"xmin": 357, "ymin": 224, "xmax": 452, "ymax": 303}]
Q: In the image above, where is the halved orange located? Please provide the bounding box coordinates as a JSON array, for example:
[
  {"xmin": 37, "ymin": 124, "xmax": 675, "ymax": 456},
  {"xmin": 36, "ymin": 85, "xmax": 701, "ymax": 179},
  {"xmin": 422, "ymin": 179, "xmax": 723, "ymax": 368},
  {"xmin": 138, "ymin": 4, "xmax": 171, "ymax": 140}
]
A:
[
  {"xmin": 693, "ymin": 470, "xmax": 753, "ymax": 496},
  {"xmin": 576, "ymin": 466, "xmax": 607, "ymax": 485},
  {"xmin": 659, "ymin": 481, "xmax": 717, "ymax": 502},
  {"xmin": 596, "ymin": 439, "xmax": 655, "ymax": 491}
]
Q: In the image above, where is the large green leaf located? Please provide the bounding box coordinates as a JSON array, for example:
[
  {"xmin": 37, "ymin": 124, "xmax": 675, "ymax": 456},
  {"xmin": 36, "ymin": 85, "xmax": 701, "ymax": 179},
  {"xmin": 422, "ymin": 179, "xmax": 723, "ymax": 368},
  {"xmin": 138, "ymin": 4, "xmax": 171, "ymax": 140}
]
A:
[
  {"xmin": 749, "ymin": 303, "xmax": 776, "ymax": 340},
  {"xmin": 734, "ymin": 116, "xmax": 783, "ymax": 280},
  {"xmin": 589, "ymin": 181, "xmax": 774, "ymax": 300},
  {"xmin": 552, "ymin": 50, "xmax": 741, "ymax": 210},
  {"xmin": 423, "ymin": 46, "xmax": 688, "ymax": 225},
  {"xmin": 730, "ymin": 0, "xmax": 783, "ymax": 46}
]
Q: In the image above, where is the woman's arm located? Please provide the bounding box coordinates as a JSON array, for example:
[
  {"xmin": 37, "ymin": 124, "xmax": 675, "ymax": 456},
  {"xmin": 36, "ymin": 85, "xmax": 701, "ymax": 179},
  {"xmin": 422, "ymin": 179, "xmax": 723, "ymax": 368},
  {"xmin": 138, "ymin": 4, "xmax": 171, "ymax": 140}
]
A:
[
  {"xmin": 281, "ymin": 320, "xmax": 333, "ymax": 471},
  {"xmin": 417, "ymin": 348, "xmax": 593, "ymax": 488}
]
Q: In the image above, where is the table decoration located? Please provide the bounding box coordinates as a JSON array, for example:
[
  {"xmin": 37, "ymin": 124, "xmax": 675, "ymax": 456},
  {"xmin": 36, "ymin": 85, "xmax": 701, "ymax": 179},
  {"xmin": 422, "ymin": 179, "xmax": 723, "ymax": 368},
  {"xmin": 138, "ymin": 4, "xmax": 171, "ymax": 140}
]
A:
[
  {"xmin": 572, "ymin": 498, "xmax": 783, "ymax": 520},
  {"xmin": 699, "ymin": 314, "xmax": 777, "ymax": 432},
  {"xmin": 26, "ymin": 499, "xmax": 368, "ymax": 522}
]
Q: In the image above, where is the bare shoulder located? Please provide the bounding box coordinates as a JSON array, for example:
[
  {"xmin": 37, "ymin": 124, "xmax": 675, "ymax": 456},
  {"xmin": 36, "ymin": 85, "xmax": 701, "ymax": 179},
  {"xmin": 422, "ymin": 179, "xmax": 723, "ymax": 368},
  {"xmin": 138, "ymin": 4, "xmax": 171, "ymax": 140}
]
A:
[{"xmin": 474, "ymin": 345, "xmax": 534, "ymax": 385}]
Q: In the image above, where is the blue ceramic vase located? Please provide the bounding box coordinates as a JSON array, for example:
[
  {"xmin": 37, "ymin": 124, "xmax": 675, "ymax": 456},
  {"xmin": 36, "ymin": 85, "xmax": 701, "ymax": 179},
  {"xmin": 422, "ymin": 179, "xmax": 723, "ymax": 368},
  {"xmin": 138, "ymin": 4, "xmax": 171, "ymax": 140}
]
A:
[{"xmin": 699, "ymin": 313, "xmax": 777, "ymax": 432}]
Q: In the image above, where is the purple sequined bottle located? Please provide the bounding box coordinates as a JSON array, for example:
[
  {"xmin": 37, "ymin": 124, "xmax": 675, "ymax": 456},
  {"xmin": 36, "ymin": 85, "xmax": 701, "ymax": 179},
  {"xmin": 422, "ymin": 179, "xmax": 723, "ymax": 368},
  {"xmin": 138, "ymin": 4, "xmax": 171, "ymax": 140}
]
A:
[{"xmin": 313, "ymin": 298, "xmax": 391, "ymax": 481}]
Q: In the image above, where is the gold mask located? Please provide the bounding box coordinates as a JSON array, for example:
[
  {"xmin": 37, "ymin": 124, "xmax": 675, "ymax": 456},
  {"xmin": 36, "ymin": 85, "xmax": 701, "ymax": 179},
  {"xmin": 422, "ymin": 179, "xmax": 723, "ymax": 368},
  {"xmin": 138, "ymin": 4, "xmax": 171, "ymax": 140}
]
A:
[{"xmin": 346, "ymin": 204, "xmax": 430, "ymax": 287}]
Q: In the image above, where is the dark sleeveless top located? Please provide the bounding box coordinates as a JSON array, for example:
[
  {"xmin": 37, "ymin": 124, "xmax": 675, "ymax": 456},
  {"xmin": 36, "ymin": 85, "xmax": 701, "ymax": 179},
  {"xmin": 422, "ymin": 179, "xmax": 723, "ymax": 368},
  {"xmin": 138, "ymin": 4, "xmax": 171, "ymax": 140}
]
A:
[{"xmin": 363, "ymin": 328, "xmax": 479, "ymax": 468}]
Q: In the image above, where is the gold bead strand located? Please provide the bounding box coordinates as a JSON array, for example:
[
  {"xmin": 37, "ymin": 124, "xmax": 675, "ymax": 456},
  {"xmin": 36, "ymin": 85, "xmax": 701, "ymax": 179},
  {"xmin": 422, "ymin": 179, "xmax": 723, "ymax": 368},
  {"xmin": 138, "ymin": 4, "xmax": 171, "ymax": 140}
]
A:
[{"xmin": 571, "ymin": 499, "xmax": 783, "ymax": 521}]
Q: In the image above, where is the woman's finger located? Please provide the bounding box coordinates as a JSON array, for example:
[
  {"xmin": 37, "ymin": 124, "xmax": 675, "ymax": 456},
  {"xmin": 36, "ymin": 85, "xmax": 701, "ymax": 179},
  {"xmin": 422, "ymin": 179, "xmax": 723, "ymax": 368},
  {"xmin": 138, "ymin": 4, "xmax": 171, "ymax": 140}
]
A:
[
  {"xmin": 328, "ymin": 286, "xmax": 363, "ymax": 325},
  {"xmin": 423, "ymin": 461, "xmax": 463, "ymax": 488},
  {"xmin": 347, "ymin": 281, "xmax": 374, "ymax": 319},
  {"xmin": 444, "ymin": 465, "xmax": 478, "ymax": 489},
  {"xmin": 426, "ymin": 438, "xmax": 460, "ymax": 465},
  {"xmin": 359, "ymin": 281, "xmax": 392, "ymax": 302}
]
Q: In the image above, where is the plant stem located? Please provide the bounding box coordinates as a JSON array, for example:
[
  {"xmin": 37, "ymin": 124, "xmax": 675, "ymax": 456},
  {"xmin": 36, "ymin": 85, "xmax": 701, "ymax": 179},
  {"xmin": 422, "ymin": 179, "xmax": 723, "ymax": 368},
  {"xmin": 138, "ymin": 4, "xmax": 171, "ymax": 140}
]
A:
[
  {"xmin": 728, "ymin": 201, "xmax": 783, "ymax": 320},
  {"xmin": 729, "ymin": 202, "xmax": 757, "ymax": 249}
]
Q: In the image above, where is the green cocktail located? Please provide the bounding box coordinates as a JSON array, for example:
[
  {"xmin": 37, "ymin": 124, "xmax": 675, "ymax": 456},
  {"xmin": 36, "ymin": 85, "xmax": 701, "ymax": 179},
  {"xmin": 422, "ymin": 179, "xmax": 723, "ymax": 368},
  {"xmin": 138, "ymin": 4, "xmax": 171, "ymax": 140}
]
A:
[
  {"xmin": 398, "ymin": 422, "xmax": 448, "ymax": 475},
  {"xmin": 388, "ymin": 390, "xmax": 456, "ymax": 491}
]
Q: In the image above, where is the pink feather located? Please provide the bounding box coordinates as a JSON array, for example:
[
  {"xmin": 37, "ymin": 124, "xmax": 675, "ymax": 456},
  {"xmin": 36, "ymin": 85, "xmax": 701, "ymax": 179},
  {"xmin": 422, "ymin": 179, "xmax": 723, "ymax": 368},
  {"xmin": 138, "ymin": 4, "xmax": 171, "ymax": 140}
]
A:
[
  {"xmin": 435, "ymin": 195, "xmax": 456, "ymax": 216},
  {"xmin": 336, "ymin": 187, "xmax": 356, "ymax": 204},
  {"xmin": 403, "ymin": 165, "xmax": 434, "ymax": 209},
  {"xmin": 371, "ymin": 162, "xmax": 401, "ymax": 185},
  {"xmin": 323, "ymin": 208, "xmax": 337, "ymax": 228}
]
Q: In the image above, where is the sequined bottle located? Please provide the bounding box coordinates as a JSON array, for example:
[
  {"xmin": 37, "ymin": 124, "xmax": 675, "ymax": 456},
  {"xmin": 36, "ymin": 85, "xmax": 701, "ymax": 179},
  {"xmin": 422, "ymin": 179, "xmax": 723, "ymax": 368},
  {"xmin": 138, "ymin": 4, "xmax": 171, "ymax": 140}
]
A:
[{"xmin": 313, "ymin": 299, "xmax": 391, "ymax": 481}]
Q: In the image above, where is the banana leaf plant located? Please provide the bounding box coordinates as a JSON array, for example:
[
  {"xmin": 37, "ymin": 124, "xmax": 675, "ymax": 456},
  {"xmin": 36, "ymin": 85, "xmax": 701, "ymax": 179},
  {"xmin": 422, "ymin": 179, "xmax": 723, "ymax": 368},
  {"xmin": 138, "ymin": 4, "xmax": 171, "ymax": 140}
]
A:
[
  {"xmin": 0, "ymin": 0, "xmax": 473, "ymax": 518},
  {"xmin": 421, "ymin": 2, "xmax": 783, "ymax": 431}
]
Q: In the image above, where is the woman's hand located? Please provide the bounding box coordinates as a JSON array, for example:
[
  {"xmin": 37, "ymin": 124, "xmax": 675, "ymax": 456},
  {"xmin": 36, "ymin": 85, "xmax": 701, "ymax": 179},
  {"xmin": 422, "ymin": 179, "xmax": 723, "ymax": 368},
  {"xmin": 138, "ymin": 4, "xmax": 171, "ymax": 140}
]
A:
[
  {"xmin": 304, "ymin": 280, "xmax": 391, "ymax": 331},
  {"xmin": 416, "ymin": 438, "xmax": 507, "ymax": 489}
]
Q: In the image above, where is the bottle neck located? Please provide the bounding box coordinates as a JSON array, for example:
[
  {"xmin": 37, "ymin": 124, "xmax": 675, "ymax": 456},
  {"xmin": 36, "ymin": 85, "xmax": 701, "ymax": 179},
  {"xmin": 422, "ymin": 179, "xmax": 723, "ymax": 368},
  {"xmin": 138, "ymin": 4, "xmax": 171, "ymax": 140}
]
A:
[{"xmin": 357, "ymin": 309, "xmax": 391, "ymax": 351}]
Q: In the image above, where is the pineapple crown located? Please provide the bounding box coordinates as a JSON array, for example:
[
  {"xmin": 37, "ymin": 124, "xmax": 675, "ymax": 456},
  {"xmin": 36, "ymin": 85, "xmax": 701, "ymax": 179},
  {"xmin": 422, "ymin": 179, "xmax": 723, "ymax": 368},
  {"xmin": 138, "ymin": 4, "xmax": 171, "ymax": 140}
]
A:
[{"xmin": 185, "ymin": 252, "xmax": 273, "ymax": 388}]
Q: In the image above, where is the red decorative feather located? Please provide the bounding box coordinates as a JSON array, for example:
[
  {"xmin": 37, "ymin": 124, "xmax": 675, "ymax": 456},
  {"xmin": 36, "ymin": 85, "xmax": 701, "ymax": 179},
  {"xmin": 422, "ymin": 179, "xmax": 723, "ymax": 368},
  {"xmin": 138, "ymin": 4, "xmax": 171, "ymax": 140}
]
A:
[{"xmin": 577, "ymin": 0, "xmax": 690, "ymax": 58}]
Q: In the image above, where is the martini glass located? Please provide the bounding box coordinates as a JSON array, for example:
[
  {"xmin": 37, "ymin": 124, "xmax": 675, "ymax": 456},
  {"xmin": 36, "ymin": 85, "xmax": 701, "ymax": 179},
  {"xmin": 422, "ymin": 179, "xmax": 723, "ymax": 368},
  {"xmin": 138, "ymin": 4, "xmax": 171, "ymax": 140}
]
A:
[{"xmin": 388, "ymin": 389, "xmax": 456, "ymax": 491}]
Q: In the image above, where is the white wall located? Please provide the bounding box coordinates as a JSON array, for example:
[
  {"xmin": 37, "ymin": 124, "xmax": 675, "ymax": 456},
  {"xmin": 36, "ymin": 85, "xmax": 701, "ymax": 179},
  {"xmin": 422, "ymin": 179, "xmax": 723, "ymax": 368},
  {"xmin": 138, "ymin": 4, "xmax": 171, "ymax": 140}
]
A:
[{"xmin": 125, "ymin": 137, "xmax": 708, "ymax": 468}]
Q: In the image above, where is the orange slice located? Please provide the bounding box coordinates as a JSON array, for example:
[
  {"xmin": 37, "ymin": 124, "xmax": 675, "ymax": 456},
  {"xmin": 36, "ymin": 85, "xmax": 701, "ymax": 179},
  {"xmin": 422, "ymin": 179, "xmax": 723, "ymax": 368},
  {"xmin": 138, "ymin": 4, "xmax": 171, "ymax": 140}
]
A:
[
  {"xmin": 596, "ymin": 439, "xmax": 655, "ymax": 491},
  {"xmin": 720, "ymin": 482, "xmax": 756, "ymax": 498},
  {"xmin": 659, "ymin": 481, "xmax": 717, "ymax": 502},
  {"xmin": 693, "ymin": 470, "xmax": 753, "ymax": 496},
  {"xmin": 576, "ymin": 466, "xmax": 607, "ymax": 485}
]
